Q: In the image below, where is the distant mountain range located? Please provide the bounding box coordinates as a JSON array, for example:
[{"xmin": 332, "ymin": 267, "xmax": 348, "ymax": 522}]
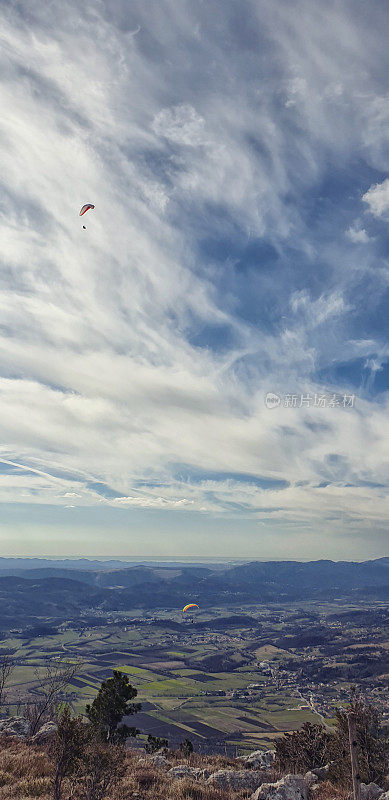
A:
[
  {"xmin": 0, "ymin": 558, "xmax": 387, "ymax": 631},
  {"xmin": 0, "ymin": 557, "xmax": 232, "ymax": 572}
]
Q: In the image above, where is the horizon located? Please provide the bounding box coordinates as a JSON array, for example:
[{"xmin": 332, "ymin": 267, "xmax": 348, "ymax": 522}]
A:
[{"xmin": 0, "ymin": 554, "xmax": 387, "ymax": 564}]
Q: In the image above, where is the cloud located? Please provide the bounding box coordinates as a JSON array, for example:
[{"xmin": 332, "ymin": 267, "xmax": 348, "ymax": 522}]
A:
[
  {"xmin": 112, "ymin": 495, "xmax": 194, "ymax": 508},
  {"xmin": 362, "ymin": 178, "xmax": 389, "ymax": 217},
  {"xmin": 151, "ymin": 104, "xmax": 206, "ymax": 146},
  {"xmin": 364, "ymin": 358, "xmax": 384, "ymax": 374},
  {"xmin": 285, "ymin": 77, "xmax": 307, "ymax": 107},
  {"xmin": 0, "ymin": 0, "xmax": 388, "ymax": 554},
  {"xmin": 290, "ymin": 290, "xmax": 347, "ymax": 326},
  {"xmin": 346, "ymin": 226, "xmax": 369, "ymax": 243}
]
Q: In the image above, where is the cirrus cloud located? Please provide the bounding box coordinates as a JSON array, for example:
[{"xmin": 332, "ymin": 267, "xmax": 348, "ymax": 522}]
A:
[{"xmin": 0, "ymin": 0, "xmax": 388, "ymax": 558}]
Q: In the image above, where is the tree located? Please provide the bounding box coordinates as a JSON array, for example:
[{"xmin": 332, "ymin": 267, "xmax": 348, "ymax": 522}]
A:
[
  {"xmin": 275, "ymin": 721, "xmax": 331, "ymax": 773},
  {"xmin": 51, "ymin": 705, "xmax": 90, "ymax": 800},
  {"xmin": 25, "ymin": 660, "xmax": 81, "ymax": 735},
  {"xmin": 179, "ymin": 738, "xmax": 194, "ymax": 757},
  {"xmin": 0, "ymin": 653, "xmax": 14, "ymax": 712},
  {"xmin": 145, "ymin": 734, "xmax": 168, "ymax": 753},
  {"xmin": 74, "ymin": 742, "xmax": 126, "ymax": 800},
  {"xmin": 328, "ymin": 694, "xmax": 388, "ymax": 787},
  {"xmin": 52, "ymin": 707, "xmax": 126, "ymax": 800},
  {"xmin": 86, "ymin": 670, "xmax": 140, "ymax": 743},
  {"xmin": 274, "ymin": 695, "xmax": 388, "ymax": 789}
]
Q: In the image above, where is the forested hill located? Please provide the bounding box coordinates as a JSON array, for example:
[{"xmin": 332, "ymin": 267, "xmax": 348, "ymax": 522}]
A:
[{"xmin": 0, "ymin": 558, "xmax": 387, "ymax": 630}]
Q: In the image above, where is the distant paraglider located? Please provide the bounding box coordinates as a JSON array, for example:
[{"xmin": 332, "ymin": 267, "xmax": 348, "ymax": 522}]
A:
[
  {"xmin": 79, "ymin": 203, "xmax": 94, "ymax": 230},
  {"xmin": 183, "ymin": 603, "xmax": 199, "ymax": 625},
  {"xmin": 79, "ymin": 203, "xmax": 95, "ymax": 217}
]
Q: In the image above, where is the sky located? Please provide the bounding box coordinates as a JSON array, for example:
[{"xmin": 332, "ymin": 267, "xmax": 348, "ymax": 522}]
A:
[{"xmin": 0, "ymin": 0, "xmax": 388, "ymax": 560}]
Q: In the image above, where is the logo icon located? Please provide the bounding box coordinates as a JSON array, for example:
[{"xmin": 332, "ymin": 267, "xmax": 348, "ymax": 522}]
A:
[{"xmin": 265, "ymin": 392, "xmax": 281, "ymax": 409}]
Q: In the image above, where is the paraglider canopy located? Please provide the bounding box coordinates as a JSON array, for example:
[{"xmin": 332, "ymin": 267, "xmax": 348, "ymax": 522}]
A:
[
  {"xmin": 183, "ymin": 604, "xmax": 199, "ymax": 613},
  {"xmin": 79, "ymin": 203, "xmax": 95, "ymax": 216}
]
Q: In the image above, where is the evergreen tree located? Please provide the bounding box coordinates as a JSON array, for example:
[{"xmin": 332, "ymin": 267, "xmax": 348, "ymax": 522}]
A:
[
  {"xmin": 86, "ymin": 670, "xmax": 140, "ymax": 743},
  {"xmin": 145, "ymin": 734, "xmax": 168, "ymax": 753},
  {"xmin": 275, "ymin": 721, "xmax": 330, "ymax": 773},
  {"xmin": 179, "ymin": 738, "xmax": 194, "ymax": 757}
]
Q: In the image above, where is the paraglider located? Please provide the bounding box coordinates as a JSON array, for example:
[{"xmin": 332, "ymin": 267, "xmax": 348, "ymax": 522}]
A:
[
  {"xmin": 183, "ymin": 603, "xmax": 199, "ymax": 624},
  {"xmin": 79, "ymin": 203, "xmax": 95, "ymax": 217},
  {"xmin": 79, "ymin": 204, "xmax": 94, "ymax": 230}
]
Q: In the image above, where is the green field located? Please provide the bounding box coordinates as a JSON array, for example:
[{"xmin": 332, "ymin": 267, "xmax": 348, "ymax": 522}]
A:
[{"xmin": 3, "ymin": 599, "xmax": 383, "ymax": 754}]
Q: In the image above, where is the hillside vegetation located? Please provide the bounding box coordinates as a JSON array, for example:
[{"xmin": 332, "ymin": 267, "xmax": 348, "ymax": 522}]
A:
[
  {"xmin": 0, "ymin": 676, "xmax": 387, "ymax": 800},
  {"xmin": 0, "ymin": 737, "xmax": 334, "ymax": 800}
]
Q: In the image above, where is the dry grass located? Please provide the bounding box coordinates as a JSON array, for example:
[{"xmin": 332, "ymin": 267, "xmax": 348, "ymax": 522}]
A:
[
  {"xmin": 308, "ymin": 780, "xmax": 349, "ymax": 800},
  {"xmin": 101, "ymin": 750, "xmax": 254, "ymax": 800},
  {"xmin": 0, "ymin": 736, "xmax": 344, "ymax": 800},
  {"xmin": 0, "ymin": 737, "xmax": 52, "ymax": 799},
  {"xmin": 0, "ymin": 737, "xmax": 256, "ymax": 800},
  {"xmin": 114, "ymin": 772, "xmax": 247, "ymax": 800}
]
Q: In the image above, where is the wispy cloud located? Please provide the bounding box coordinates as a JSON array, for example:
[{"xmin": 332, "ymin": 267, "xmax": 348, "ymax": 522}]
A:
[
  {"xmin": 151, "ymin": 104, "xmax": 207, "ymax": 147},
  {"xmin": 0, "ymin": 0, "xmax": 388, "ymax": 556}
]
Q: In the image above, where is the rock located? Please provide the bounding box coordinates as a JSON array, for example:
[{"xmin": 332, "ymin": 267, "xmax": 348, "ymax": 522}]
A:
[
  {"xmin": 0, "ymin": 717, "xmax": 30, "ymax": 739},
  {"xmin": 166, "ymin": 764, "xmax": 215, "ymax": 781},
  {"xmin": 251, "ymin": 773, "xmax": 307, "ymax": 800},
  {"xmin": 360, "ymin": 784, "xmax": 384, "ymax": 800},
  {"xmin": 311, "ymin": 764, "xmax": 330, "ymax": 781},
  {"xmin": 30, "ymin": 721, "xmax": 58, "ymax": 744},
  {"xmin": 244, "ymin": 749, "xmax": 276, "ymax": 769},
  {"xmin": 197, "ymin": 767, "xmax": 213, "ymax": 780},
  {"xmin": 304, "ymin": 772, "xmax": 319, "ymax": 788},
  {"xmin": 207, "ymin": 768, "xmax": 263, "ymax": 792},
  {"xmin": 167, "ymin": 765, "xmax": 201, "ymax": 780},
  {"xmin": 147, "ymin": 754, "xmax": 170, "ymax": 768}
]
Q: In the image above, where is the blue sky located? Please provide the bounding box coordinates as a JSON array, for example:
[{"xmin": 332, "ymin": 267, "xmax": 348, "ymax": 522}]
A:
[{"xmin": 0, "ymin": 0, "xmax": 388, "ymax": 559}]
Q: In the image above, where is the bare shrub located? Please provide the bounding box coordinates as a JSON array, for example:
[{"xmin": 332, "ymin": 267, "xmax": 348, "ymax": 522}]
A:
[
  {"xmin": 71, "ymin": 742, "xmax": 126, "ymax": 800},
  {"xmin": 51, "ymin": 705, "xmax": 90, "ymax": 800},
  {"xmin": 0, "ymin": 654, "xmax": 14, "ymax": 711},
  {"xmin": 24, "ymin": 660, "xmax": 81, "ymax": 736},
  {"xmin": 328, "ymin": 696, "xmax": 388, "ymax": 787}
]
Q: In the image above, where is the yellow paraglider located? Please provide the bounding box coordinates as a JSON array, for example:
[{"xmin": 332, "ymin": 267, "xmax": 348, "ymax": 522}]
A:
[{"xmin": 183, "ymin": 604, "xmax": 199, "ymax": 612}]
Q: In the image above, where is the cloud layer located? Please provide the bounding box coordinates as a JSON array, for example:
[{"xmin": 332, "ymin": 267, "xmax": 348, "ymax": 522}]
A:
[{"xmin": 0, "ymin": 0, "xmax": 388, "ymax": 556}]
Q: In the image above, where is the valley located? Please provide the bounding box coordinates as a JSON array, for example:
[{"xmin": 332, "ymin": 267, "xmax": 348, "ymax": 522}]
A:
[{"xmin": 0, "ymin": 564, "xmax": 387, "ymax": 756}]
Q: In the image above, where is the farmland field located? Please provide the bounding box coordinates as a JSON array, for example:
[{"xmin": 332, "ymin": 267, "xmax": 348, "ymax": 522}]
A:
[{"xmin": 1, "ymin": 598, "xmax": 387, "ymax": 755}]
